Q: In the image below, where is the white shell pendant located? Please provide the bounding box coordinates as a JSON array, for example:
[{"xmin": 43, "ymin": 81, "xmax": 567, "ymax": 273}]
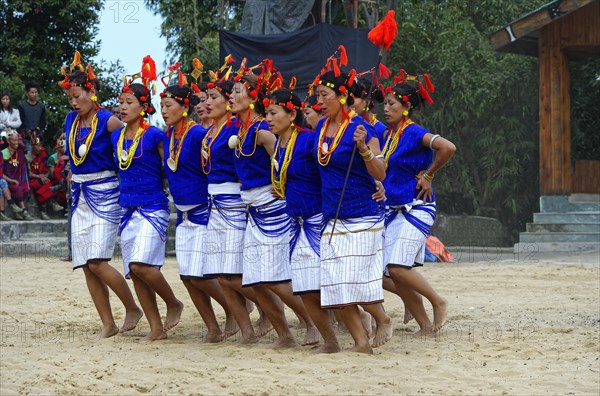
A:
[
  {"xmin": 120, "ymin": 149, "xmax": 129, "ymax": 162},
  {"xmin": 322, "ymin": 142, "xmax": 329, "ymax": 152},
  {"xmin": 78, "ymin": 143, "xmax": 87, "ymax": 157},
  {"xmin": 273, "ymin": 158, "xmax": 280, "ymax": 172},
  {"xmin": 201, "ymin": 149, "xmax": 208, "ymax": 160},
  {"xmin": 167, "ymin": 157, "xmax": 177, "ymax": 172},
  {"xmin": 228, "ymin": 135, "xmax": 239, "ymax": 149}
]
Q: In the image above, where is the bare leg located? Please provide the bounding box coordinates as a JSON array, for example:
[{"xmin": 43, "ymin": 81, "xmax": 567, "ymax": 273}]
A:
[
  {"xmin": 190, "ymin": 277, "xmax": 236, "ymax": 337},
  {"xmin": 252, "ymin": 284, "xmax": 297, "ymax": 349},
  {"xmin": 389, "ymin": 266, "xmax": 447, "ymax": 332},
  {"xmin": 182, "ymin": 279, "xmax": 222, "ymax": 342},
  {"xmin": 86, "ymin": 261, "xmax": 142, "ymax": 333},
  {"xmin": 218, "ymin": 276, "xmax": 258, "ymax": 343},
  {"xmin": 267, "ymin": 282, "xmax": 320, "ymax": 346},
  {"xmin": 130, "ymin": 271, "xmax": 166, "ymax": 340},
  {"xmin": 361, "ymin": 303, "xmax": 393, "ymax": 347},
  {"xmin": 82, "ymin": 266, "xmax": 119, "ymax": 338},
  {"xmin": 301, "ymin": 293, "xmax": 340, "ymax": 353},
  {"xmin": 336, "ymin": 305, "xmax": 372, "ymax": 354},
  {"xmin": 383, "ymin": 275, "xmax": 414, "ymax": 324},
  {"xmin": 129, "ymin": 263, "xmax": 182, "ymax": 332}
]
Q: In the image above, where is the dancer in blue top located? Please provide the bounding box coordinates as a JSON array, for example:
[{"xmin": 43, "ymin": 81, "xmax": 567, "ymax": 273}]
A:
[
  {"xmin": 161, "ymin": 72, "xmax": 233, "ymax": 343},
  {"xmin": 302, "ymin": 94, "xmax": 323, "ymax": 130},
  {"xmin": 266, "ymin": 87, "xmax": 340, "ymax": 353},
  {"xmin": 111, "ymin": 56, "xmax": 182, "ymax": 340},
  {"xmin": 313, "ymin": 47, "xmax": 392, "ymax": 353},
  {"xmin": 351, "ymin": 75, "xmax": 388, "ymax": 148},
  {"xmin": 381, "ymin": 72, "xmax": 455, "ymax": 335},
  {"xmin": 230, "ymin": 64, "xmax": 319, "ymax": 348},
  {"xmin": 59, "ymin": 51, "xmax": 142, "ymax": 339}
]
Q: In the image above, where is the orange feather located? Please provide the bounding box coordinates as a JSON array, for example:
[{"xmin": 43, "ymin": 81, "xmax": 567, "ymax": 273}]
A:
[{"xmin": 367, "ymin": 10, "xmax": 398, "ymax": 50}]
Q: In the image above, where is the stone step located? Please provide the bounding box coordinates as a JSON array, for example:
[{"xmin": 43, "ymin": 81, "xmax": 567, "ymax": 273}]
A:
[
  {"xmin": 526, "ymin": 222, "xmax": 600, "ymax": 233},
  {"xmin": 533, "ymin": 212, "xmax": 600, "ymax": 224},
  {"xmin": 514, "ymin": 242, "xmax": 600, "ymax": 253},
  {"xmin": 1, "ymin": 238, "xmax": 69, "ymax": 260},
  {"xmin": 540, "ymin": 196, "xmax": 600, "ymax": 213},
  {"xmin": 569, "ymin": 194, "xmax": 600, "ymax": 203},
  {"xmin": 0, "ymin": 219, "xmax": 69, "ymax": 242},
  {"xmin": 519, "ymin": 232, "xmax": 600, "ymax": 243}
]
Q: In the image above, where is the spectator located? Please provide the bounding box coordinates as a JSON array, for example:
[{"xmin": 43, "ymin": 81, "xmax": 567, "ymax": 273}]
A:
[
  {"xmin": 18, "ymin": 81, "xmax": 46, "ymax": 152},
  {"xmin": 1, "ymin": 92, "xmax": 22, "ymax": 132},
  {"xmin": 47, "ymin": 132, "xmax": 69, "ymax": 210},
  {"xmin": 110, "ymin": 106, "xmax": 121, "ymax": 120},
  {"xmin": 1, "ymin": 131, "xmax": 32, "ymax": 220},
  {"xmin": 29, "ymin": 137, "xmax": 63, "ymax": 219},
  {"xmin": 0, "ymin": 153, "xmax": 17, "ymax": 221}
]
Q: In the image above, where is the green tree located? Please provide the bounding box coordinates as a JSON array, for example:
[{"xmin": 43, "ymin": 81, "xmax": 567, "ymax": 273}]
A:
[
  {"xmin": 0, "ymin": 0, "xmax": 104, "ymax": 139},
  {"xmin": 145, "ymin": 0, "xmax": 243, "ymax": 72}
]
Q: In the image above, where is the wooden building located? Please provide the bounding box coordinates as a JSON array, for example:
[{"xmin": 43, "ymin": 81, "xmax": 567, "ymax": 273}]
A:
[{"xmin": 491, "ymin": 0, "xmax": 600, "ymax": 196}]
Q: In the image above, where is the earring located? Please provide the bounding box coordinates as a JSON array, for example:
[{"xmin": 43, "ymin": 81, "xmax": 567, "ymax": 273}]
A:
[
  {"xmin": 182, "ymin": 111, "xmax": 188, "ymax": 117},
  {"xmin": 339, "ymin": 98, "xmax": 346, "ymax": 105},
  {"xmin": 226, "ymin": 105, "xmax": 231, "ymax": 111},
  {"xmin": 249, "ymin": 103, "xmax": 255, "ymax": 110},
  {"xmin": 140, "ymin": 110, "xmax": 146, "ymax": 117},
  {"xmin": 90, "ymin": 95, "xmax": 97, "ymax": 102},
  {"xmin": 402, "ymin": 110, "xmax": 409, "ymax": 116}
]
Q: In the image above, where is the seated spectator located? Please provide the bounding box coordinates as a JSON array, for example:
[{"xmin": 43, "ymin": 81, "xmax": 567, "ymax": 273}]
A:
[
  {"xmin": 47, "ymin": 133, "xmax": 69, "ymax": 210},
  {"xmin": 29, "ymin": 137, "xmax": 62, "ymax": 219},
  {"xmin": 1, "ymin": 131, "xmax": 32, "ymax": 220},
  {"xmin": 0, "ymin": 153, "xmax": 18, "ymax": 221},
  {"xmin": 1, "ymin": 92, "xmax": 22, "ymax": 132}
]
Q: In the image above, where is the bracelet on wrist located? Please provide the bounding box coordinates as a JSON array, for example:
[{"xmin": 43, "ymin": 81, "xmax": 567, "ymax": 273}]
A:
[{"xmin": 422, "ymin": 172, "xmax": 434, "ymax": 182}]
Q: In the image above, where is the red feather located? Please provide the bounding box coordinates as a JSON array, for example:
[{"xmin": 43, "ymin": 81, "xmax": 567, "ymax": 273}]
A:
[
  {"xmin": 423, "ymin": 73, "xmax": 435, "ymax": 93},
  {"xmin": 347, "ymin": 69, "xmax": 356, "ymax": 86},
  {"xmin": 339, "ymin": 45, "xmax": 348, "ymax": 67},
  {"xmin": 399, "ymin": 69, "xmax": 406, "ymax": 83},
  {"xmin": 378, "ymin": 63, "xmax": 390, "ymax": 79},
  {"xmin": 419, "ymin": 82, "xmax": 433, "ymax": 104},
  {"xmin": 367, "ymin": 10, "xmax": 398, "ymax": 50},
  {"xmin": 332, "ymin": 59, "xmax": 340, "ymax": 77},
  {"xmin": 142, "ymin": 55, "xmax": 157, "ymax": 81}
]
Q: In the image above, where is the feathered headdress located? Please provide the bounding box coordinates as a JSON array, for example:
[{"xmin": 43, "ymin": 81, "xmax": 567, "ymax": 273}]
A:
[
  {"xmin": 312, "ymin": 45, "xmax": 357, "ymax": 96},
  {"xmin": 57, "ymin": 51, "xmax": 98, "ymax": 91},
  {"xmin": 121, "ymin": 55, "xmax": 158, "ymax": 115},
  {"xmin": 386, "ymin": 69, "xmax": 435, "ymax": 105},
  {"xmin": 158, "ymin": 61, "xmax": 195, "ymax": 105},
  {"xmin": 262, "ymin": 76, "xmax": 300, "ymax": 112}
]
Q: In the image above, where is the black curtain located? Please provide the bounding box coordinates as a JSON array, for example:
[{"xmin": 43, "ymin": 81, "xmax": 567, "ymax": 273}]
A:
[{"xmin": 219, "ymin": 24, "xmax": 379, "ymax": 98}]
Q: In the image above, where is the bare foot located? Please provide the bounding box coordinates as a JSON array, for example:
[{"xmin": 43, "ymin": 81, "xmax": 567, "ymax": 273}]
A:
[
  {"xmin": 350, "ymin": 342, "xmax": 373, "ymax": 354},
  {"xmin": 163, "ymin": 300, "xmax": 184, "ymax": 332},
  {"xmin": 360, "ymin": 310, "xmax": 374, "ymax": 339},
  {"xmin": 255, "ymin": 316, "xmax": 274, "ymax": 337},
  {"xmin": 119, "ymin": 308, "xmax": 143, "ymax": 333},
  {"xmin": 239, "ymin": 325, "xmax": 259, "ymax": 344},
  {"xmin": 403, "ymin": 306, "xmax": 414, "ymax": 324},
  {"xmin": 100, "ymin": 323, "xmax": 119, "ymax": 338},
  {"xmin": 432, "ymin": 298, "xmax": 448, "ymax": 332},
  {"xmin": 301, "ymin": 325, "xmax": 321, "ymax": 346},
  {"xmin": 271, "ymin": 336, "xmax": 298, "ymax": 349},
  {"xmin": 372, "ymin": 317, "xmax": 393, "ymax": 347},
  {"xmin": 204, "ymin": 330, "xmax": 223, "ymax": 343},
  {"xmin": 145, "ymin": 330, "xmax": 167, "ymax": 341},
  {"xmin": 315, "ymin": 342, "xmax": 341, "ymax": 354},
  {"xmin": 222, "ymin": 314, "xmax": 239, "ymax": 340}
]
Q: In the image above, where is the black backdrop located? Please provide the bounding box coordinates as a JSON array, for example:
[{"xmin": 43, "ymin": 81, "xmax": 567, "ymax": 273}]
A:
[{"xmin": 219, "ymin": 23, "xmax": 379, "ymax": 98}]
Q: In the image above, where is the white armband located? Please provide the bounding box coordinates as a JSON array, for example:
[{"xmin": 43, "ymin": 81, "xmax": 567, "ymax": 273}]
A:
[{"xmin": 428, "ymin": 134, "xmax": 440, "ymax": 150}]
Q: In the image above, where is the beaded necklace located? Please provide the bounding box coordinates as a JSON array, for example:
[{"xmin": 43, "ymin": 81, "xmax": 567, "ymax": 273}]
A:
[
  {"xmin": 68, "ymin": 112, "xmax": 99, "ymax": 166},
  {"xmin": 271, "ymin": 128, "xmax": 298, "ymax": 198},
  {"xmin": 381, "ymin": 117, "xmax": 414, "ymax": 166},
  {"xmin": 117, "ymin": 121, "xmax": 149, "ymax": 171},
  {"xmin": 317, "ymin": 110, "xmax": 355, "ymax": 166},
  {"xmin": 167, "ymin": 120, "xmax": 195, "ymax": 172},
  {"xmin": 234, "ymin": 116, "xmax": 263, "ymax": 158},
  {"xmin": 201, "ymin": 120, "xmax": 227, "ymax": 175}
]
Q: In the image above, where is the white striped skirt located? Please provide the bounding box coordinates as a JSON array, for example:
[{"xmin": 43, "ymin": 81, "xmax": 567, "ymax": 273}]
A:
[
  {"xmin": 383, "ymin": 202, "xmax": 436, "ymax": 270},
  {"xmin": 176, "ymin": 205, "xmax": 209, "ymax": 279},
  {"xmin": 120, "ymin": 208, "xmax": 169, "ymax": 278},
  {"xmin": 240, "ymin": 186, "xmax": 291, "ymax": 287},
  {"xmin": 71, "ymin": 173, "xmax": 120, "ymax": 269},
  {"xmin": 290, "ymin": 213, "xmax": 324, "ymax": 294},
  {"xmin": 203, "ymin": 192, "xmax": 247, "ymax": 276},
  {"xmin": 320, "ymin": 215, "xmax": 385, "ymax": 308}
]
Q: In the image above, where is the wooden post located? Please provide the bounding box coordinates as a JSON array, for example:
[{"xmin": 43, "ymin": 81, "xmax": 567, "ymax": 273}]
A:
[{"xmin": 538, "ymin": 21, "xmax": 571, "ymax": 196}]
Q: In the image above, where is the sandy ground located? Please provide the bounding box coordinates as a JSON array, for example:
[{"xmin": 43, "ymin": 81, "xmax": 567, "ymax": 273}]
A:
[{"xmin": 0, "ymin": 249, "xmax": 599, "ymax": 395}]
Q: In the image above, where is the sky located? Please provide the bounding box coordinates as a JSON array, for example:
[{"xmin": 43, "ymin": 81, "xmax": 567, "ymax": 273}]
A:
[{"xmin": 94, "ymin": 1, "xmax": 167, "ymax": 122}]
